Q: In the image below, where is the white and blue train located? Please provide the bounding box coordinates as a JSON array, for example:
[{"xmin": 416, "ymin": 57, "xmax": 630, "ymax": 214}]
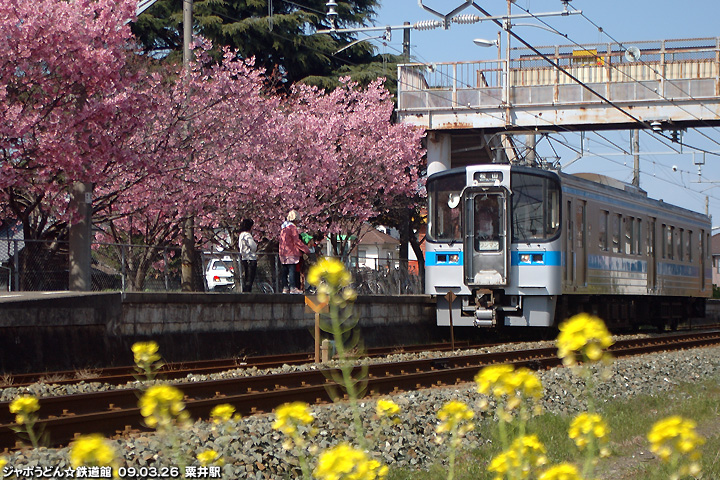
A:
[{"xmin": 426, "ymin": 164, "xmax": 711, "ymax": 330}]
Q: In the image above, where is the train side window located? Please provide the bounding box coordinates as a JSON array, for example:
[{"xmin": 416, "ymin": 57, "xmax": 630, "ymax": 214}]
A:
[
  {"xmin": 625, "ymin": 217, "xmax": 633, "ymax": 254},
  {"xmin": 687, "ymin": 231, "xmax": 693, "ymax": 262},
  {"xmin": 647, "ymin": 220, "xmax": 655, "ymax": 257},
  {"xmin": 661, "ymin": 224, "xmax": 667, "ymax": 258},
  {"xmin": 612, "ymin": 214, "xmax": 621, "ymax": 253},
  {"xmin": 575, "ymin": 204, "xmax": 584, "ymax": 249},
  {"xmin": 635, "ymin": 219, "xmax": 642, "ymax": 256},
  {"xmin": 708, "ymin": 233, "xmax": 711, "ymax": 260},
  {"xmin": 677, "ymin": 229, "xmax": 683, "ymax": 261},
  {"xmin": 667, "ymin": 226, "xmax": 674, "ymax": 260},
  {"xmin": 598, "ymin": 211, "xmax": 608, "ymax": 250}
]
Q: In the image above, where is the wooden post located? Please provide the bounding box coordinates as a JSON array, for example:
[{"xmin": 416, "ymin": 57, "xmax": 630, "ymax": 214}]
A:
[
  {"xmin": 445, "ymin": 291, "xmax": 457, "ymax": 350},
  {"xmin": 314, "ymin": 311, "xmax": 321, "ymax": 363},
  {"xmin": 305, "ymin": 295, "xmax": 328, "ymax": 363}
]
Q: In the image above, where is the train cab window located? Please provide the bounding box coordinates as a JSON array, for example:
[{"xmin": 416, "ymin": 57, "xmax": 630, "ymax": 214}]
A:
[
  {"xmin": 510, "ymin": 172, "xmax": 560, "ymax": 242},
  {"xmin": 612, "ymin": 215, "xmax": 621, "ymax": 253},
  {"xmin": 598, "ymin": 211, "xmax": 608, "ymax": 250},
  {"xmin": 427, "ymin": 171, "xmax": 465, "ymax": 243},
  {"xmin": 474, "ymin": 194, "xmax": 502, "ymax": 251}
]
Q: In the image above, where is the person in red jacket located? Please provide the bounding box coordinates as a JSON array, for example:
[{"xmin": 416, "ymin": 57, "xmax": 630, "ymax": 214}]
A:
[{"xmin": 279, "ymin": 210, "xmax": 310, "ymax": 294}]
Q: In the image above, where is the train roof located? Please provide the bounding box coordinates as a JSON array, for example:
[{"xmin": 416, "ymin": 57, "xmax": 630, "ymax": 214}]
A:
[{"xmin": 558, "ymin": 169, "xmax": 710, "ymax": 225}]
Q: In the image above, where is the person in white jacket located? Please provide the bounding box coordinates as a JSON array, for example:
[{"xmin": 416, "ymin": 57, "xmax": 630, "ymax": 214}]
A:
[{"xmin": 238, "ymin": 218, "xmax": 258, "ymax": 292}]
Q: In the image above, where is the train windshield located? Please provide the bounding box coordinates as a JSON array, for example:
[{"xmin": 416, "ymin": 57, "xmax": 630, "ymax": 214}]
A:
[
  {"xmin": 427, "ymin": 171, "xmax": 465, "ymax": 243},
  {"xmin": 511, "ymin": 172, "xmax": 561, "ymax": 242}
]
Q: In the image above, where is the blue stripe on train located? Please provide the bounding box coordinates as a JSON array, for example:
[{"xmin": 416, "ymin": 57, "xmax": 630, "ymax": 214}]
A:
[
  {"xmin": 426, "ymin": 251, "xmax": 463, "ymax": 266},
  {"xmin": 510, "ymin": 251, "xmax": 562, "ymax": 266},
  {"xmin": 588, "ymin": 255, "xmax": 647, "ymax": 273}
]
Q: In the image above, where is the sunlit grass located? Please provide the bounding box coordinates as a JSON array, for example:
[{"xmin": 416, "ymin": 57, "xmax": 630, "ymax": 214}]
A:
[{"xmin": 387, "ymin": 375, "xmax": 720, "ymax": 480}]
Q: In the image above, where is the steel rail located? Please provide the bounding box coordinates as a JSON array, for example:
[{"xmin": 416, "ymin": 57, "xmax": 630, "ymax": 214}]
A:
[{"xmin": 1, "ymin": 331, "xmax": 718, "ymax": 450}]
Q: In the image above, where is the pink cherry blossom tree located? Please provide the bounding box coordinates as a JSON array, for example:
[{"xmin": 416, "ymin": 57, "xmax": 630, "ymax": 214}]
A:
[
  {"xmin": 95, "ymin": 43, "xmax": 281, "ymax": 290},
  {"xmin": 0, "ymin": 0, "xmax": 149, "ymax": 288},
  {"xmin": 274, "ymin": 77, "xmax": 425, "ymax": 257}
]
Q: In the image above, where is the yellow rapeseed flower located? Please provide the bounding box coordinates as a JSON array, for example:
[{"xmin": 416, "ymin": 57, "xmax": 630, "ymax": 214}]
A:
[
  {"xmin": 132, "ymin": 341, "xmax": 161, "ymax": 366},
  {"xmin": 272, "ymin": 401, "xmax": 314, "ymax": 436},
  {"xmin": 475, "ymin": 365, "xmax": 515, "ymax": 398},
  {"xmin": 210, "ymin": 404, "xmax": 236, "ymax": 423},
  {"xmin": 504, "ymin": 367, "xmax": 543, "ymax": 399},
  {"xmin": 556, "ymin": 313, "xmax": 614, "ymax": 365},
  {"xmin": 569, "ymin": 412, "xmax": 610, "ymax": 451},
  {"xmin": 436, "ymin": 400, "xmax": 475, "ymax": 436},
  {"xmin": 307, "ymin": 258, "xmax": 352, "ymax": 290},
  {"xmin": 537, "ymin": 463, "xmax": 582, "ymax": 480},
  {"xmin": 69, "ymin": 434, "xmax": 116, "ymax": 468},
  {"xmin": 488, "ymin": 434, "xmax": 547, "ymax": 479},
  {"xmin": 648, "ymin": 416, "xmax": 704, "ymax": 462},
  {"xmin": 475, "ymin": 365, "xmax": 543, "ymax": 418},
  {"xmin": 0, "ymin": 457, "xmax": 6, "ymax": 473},
  {"xmin": 313, "ymin": 443, "xmax": 388, "ymax": 480},
  {"xmin": 138, "ymin": 384, "xmax": 186, "ymax": 429},
  {"xmin": 9, "ymin": 395, "xmax": 40, "ymax": 425},
  {"xmin": 376, "ymin": 399, "xmax": 400, "ymax": 418},
  {"xmin": 197, "ymin": 449, "xmax": 224, "ymax": 466}
]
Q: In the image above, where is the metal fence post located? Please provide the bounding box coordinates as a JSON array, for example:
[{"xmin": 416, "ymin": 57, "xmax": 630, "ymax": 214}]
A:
[
  {"xmin": 163, "ymin": 247, "xmax": 169, "ymax": 291},
  {"xmin": 13, "ymin": 239, "xmax": 19, "ymax": 291},
  {"xmin": 121, "ymin": 245, "xmax": 126, "ymax": 292}
]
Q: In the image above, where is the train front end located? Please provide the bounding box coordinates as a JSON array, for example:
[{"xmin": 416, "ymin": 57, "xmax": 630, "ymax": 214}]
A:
[{"xmin": 426, "ymin": 165, "xmax": 562, "ymax": 327}]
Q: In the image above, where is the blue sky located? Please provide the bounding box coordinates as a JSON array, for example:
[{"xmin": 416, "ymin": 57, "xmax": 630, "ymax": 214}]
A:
[{"xmin": 368, "ymin": 1, "xmax": 720, "ymax": 226}]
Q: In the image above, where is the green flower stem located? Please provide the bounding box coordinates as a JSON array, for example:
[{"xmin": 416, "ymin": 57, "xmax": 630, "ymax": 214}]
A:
[
  {"xmin": 329, "ymin": 300, "xmax": 367, "ymax": 450},
  {"xmin": 582, "ymin": 439, "xmax": 597, "ymax": 479},
  {"xmin": 447, "ymin": 427, "xmax": 458, "ymax": 480},
  {"xmin": 292, "ymin": 439, "xmax": 312, "ymax": 480},
  {"xmin": 25, "ymin": 419, "xmax": 39, "ymax": 449}
]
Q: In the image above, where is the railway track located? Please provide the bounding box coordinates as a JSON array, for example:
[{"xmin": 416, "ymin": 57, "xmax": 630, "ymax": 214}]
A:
[
  {"xmin": 1, "ymin": 341, "xmax": 478, "ymax": 388},
  {"xmin": 1, "ymin": 330, "xmax": 719, "ymax": 451}
]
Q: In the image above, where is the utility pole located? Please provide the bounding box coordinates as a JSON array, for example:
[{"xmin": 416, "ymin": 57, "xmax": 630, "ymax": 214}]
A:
[
  {"xmin": 632, "ymin": 129, "xmax": 640, "ymax": 187},
  {"xmin": 180, "ymin": 0, "xmax": 196, "ymax": 292},
  {"xmin": 68, "ymin": 181, "xmax": 92, "ymax": 291},
  {"xmin": 403, "ymin": 22, "xmax": 410, "ymax": 61}
]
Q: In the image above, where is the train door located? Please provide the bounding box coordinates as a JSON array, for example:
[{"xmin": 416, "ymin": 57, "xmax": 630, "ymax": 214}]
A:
[
  {"xmin": 463, "ymin": 188, "xmax": 508, "ymax": 286},
  {"xmin": 575, "ymin": 201, "xmax": 587, "ymax": 286},
  {"xmin": 647, "ymin": 218, "xmax": 656, "ymax": 291},
  {"xmin": 566, "ymin": 200, "xmax": 573, "ymax": 284},
  {"xmin": 700, "ymin": 229, "xmax": 706, "ymax": 291}
]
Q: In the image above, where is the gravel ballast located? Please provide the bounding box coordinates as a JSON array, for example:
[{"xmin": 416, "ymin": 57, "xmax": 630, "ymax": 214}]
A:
[{"xmin": 2, "ymin": 342, "xmax": 720, "ymax": 479}]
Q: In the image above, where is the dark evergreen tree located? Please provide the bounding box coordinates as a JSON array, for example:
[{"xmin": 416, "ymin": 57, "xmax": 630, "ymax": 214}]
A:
[{"xmin": 131, "ymin": 0, "xmax": 402, "ymax": 90}]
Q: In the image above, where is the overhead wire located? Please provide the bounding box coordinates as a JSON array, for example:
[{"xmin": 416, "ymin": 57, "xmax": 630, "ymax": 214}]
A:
[
  {"xmin": 516, "ymin": 3, "xmax": 720, "ymax": 154},
  {"xmin": 511, "ymin": 3, "xmax": 720, "ymax": 157}
]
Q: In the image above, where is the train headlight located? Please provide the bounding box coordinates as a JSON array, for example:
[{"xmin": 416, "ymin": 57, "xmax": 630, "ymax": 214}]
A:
[
  {"xmin": 520, "ymin": 254, "xmax": 531, "ymax": 263},
  {"xmin": 532, "ymin": 254, "xmax": 544, "ymax": 264}
]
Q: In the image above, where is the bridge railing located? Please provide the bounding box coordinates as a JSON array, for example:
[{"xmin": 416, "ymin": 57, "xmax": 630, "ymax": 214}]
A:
[{"xmin": 398, "ymin": 37, "xmax": 720, "ymax": 113}]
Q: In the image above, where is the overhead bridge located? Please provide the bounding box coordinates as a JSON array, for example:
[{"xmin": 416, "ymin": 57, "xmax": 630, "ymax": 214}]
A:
[{"xmin": 398, "ymin": 37, "xmax": 720, "ymax": 133}]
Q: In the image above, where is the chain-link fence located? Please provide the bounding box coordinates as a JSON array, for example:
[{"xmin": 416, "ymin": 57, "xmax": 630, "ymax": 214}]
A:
[{"xmin": 0, "ymin": 238, "xmax": 424, "ymax": 294}]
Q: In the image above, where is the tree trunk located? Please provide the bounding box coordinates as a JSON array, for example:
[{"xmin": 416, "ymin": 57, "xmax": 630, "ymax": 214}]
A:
[{"xmin": 181, "ymin": 217, "xmax": 195, "ymax": 292}]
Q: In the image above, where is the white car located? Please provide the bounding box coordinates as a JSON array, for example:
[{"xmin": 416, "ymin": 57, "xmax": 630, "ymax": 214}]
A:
[{"xmin": 205, "ymin": 258, "xmax": 235, "ymax": 291}]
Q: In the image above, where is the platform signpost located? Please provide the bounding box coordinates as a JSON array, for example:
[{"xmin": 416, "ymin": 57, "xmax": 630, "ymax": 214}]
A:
[{"xmin": 305, "ymin": 296, "xmax": 329, "ymax": 363}]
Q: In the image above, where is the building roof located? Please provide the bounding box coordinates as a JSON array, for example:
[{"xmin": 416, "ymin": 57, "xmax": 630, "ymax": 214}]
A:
[
  {"xmin": 356, "ymin": 224, "xmax": 400, "ymax": 246},
  {"xmin": 712, "ymin": 232, "xmax": 720, "ymax": 255}
]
